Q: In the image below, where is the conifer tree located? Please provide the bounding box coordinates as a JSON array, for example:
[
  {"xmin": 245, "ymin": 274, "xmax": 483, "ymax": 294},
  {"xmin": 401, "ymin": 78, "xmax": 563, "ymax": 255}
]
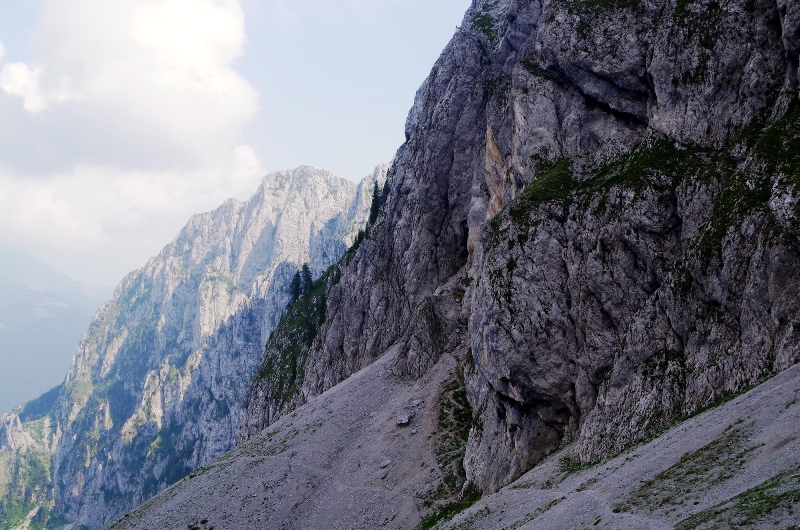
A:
[
  {"xmin": 289, "ymin": 270, "xmax": 301, "ymax": 304},
  {"xmin": 301, "ymin": 263, "xmax": 313, "ymax": 292},
  {"xmin": 369, "ymin": 182, "xmax": 382, "ymax": 225}
]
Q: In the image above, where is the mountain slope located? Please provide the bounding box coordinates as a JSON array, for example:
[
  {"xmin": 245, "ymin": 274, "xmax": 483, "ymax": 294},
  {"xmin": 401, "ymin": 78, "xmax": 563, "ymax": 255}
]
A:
[
  {"xmin": 443, "ymin": 362, "xmax": 800, "ymax": 529},
  {"xmin": 104, "ymin": 347, "xmax": 800, "ymax": 529},
  {"xmin": 0, "ymin": 245, "xmax": 110, "ymax": 415},
  {"xmin": 0, "ymin": 165, "xmax": 385, "ymax": 530}
]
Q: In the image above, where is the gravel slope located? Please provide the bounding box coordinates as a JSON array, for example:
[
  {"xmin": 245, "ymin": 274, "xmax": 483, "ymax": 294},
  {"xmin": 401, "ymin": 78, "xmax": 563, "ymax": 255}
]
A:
[{"xmin": 107, "ymin": 356, "xmax": 800, "ymax": 529}]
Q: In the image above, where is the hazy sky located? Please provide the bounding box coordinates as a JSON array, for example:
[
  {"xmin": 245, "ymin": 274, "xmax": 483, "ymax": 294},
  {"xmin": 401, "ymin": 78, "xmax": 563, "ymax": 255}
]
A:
[{"xmin": 0, "ymin": 0, "xmax": 470, "ymax": 286}]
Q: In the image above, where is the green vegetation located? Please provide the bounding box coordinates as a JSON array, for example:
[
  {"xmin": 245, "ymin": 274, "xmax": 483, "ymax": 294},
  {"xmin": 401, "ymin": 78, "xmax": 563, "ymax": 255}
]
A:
[
  {"xmin": 417, "ymin": 375, "xmax": 478, "ymax": 529},
  {"xmin": 509, "ymin": 159, "xmax": 574, "ymax": 217},
  {"xmin": 369, "ymin": 181, "xmax": 383, "ymax": 226},
  {"xmin": 502, "ymin": 497, "xmax": 565, "ymax": 530},
  {"xmin": 615, "ymin": 421, "xmax": 759, "ymax": 515},
  {"xmin": 252, "ymin": 183, "xmax": 394, "ymax": 410},
  {"xmin": 520, "ymin": 55, "xmax": 564, "ymax": 86},
  {"xmin": 558, "ymin": 456, "xmax": 595, "ymax": 476},
  {"xmin": 0, "ymin": 450, "xmax": 60, "ymax": 530},
  {"xmin": 254, "ymin": 270, "xmax": 331, "ymax": 406},
  {"xmin": 417, "ymin": 484, "xmax": 481, "ymax": 530},
  {"xmin": 752, "ymin": 99, "xmax": 800, "ymax": 180},
  {"xmin": 676, "ymin": 466, "xmax": 800, "ymax": 529},
  {"xmin": 494, "ymin": 98, "xmax": 800, "ymax": 263},
  {"xmin": 471, "ymin": 3, "xmax": 497, "ymax": 42}
]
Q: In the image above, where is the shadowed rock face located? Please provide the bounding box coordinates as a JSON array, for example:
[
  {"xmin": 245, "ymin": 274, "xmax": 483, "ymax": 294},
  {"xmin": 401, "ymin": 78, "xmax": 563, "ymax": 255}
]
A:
[{"xmin": 244, "ymin": 0, "xmax": 800, "ymax": 495}]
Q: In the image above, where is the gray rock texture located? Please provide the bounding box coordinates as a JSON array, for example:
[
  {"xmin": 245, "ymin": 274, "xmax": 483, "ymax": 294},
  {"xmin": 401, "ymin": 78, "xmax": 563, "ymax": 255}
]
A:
[
  {"xmin": 444, "ymin": 362, "xmax": 800, "ymax": 529},
  {"xmin": 244, "ymin": 0, "xmax": 800, "ymax": 500},
  {"xmin": 107, "ymin": 347, "xmax": 469, "ymax": 530},
  {"xmin": 104, "ymin": 315, "xmax": 800, "ymax": 530},
  {"xmin": 11, "ymin": 0, "xmax": 800, "ymax": 526}
]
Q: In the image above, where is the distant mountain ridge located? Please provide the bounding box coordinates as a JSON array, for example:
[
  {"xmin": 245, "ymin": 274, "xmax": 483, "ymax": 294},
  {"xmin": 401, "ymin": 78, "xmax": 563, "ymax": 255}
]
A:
[
  {"xmin": 0, "ymin": 245, "xmax": 111, "ymax": 415},
  {"xmin": 0, "ymin": 165, "xmax": 385, "ymax": 529}
]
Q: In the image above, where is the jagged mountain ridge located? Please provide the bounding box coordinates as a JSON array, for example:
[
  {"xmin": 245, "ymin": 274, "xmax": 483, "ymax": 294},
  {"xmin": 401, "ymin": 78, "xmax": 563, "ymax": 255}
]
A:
[
  {"xmin": 0, "ymin": 165, "xmax": 386, "ymax": 530},
  {"xmin": 105, "ymin": 342, "xmax": 800, "ymax": 529},
  {"xmin": 11, "ymin": 0, "xmax": 800, "ymax": 526}
]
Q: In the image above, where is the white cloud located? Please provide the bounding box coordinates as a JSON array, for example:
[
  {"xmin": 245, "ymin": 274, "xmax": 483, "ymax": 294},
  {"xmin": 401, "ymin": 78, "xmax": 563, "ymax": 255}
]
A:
[
  {"xmin": 267, "ymin": 0, "xmax": 402, "ymax": 26},
  {"xmin": 0, "ymin": 61, "xmax": 74, "ymax": 112},
  {"xmin": 3, "ymin": 0, "xmax": 258, "ymax": 166},
  {"xmin": 0, "ymin": 1, "xmax": 266, "ymax": 284},
  {"xmin": 0, "ymin": 41, "xmax": 6, "ymax": 61},
  {"xmin": 0, "ymin": 62, "xmax": 46, "ymax": 111}
]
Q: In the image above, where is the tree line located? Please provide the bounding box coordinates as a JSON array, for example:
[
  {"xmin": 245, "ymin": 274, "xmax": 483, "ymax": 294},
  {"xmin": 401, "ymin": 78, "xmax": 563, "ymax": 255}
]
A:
[{"xmin": 289, "ymin": 263, "xmax": 313, "ymax": 304}]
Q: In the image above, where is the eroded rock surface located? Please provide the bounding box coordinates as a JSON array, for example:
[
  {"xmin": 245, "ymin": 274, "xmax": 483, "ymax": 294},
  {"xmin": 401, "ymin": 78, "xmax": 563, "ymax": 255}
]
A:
[{"xmin": 244, "ymin": 0, "xmax": 800, "ymax": 497}]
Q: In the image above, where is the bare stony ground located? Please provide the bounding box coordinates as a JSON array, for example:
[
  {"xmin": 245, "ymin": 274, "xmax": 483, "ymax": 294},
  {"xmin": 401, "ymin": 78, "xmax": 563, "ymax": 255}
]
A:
[
  {"xmin": 106, "ymin": 345, "xmax": 463, "ymax": 530},
  {"xmin": 444, "ymin": 363, "xmax": 800, "ymax": 530},
  {"xmin": 107, "ymin": 352, "xmax": 800, "ymax": 529}
]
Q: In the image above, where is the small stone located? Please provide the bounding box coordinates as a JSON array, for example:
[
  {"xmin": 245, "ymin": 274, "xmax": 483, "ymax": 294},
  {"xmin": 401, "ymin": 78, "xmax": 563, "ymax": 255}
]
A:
[
  {"xmin": 412, "ymin": 399, "xmax": 422, "ymax": 407},
  {"xmin": 379, "ymin": 459, "xmax": 392, "ymax": 469},
  {"xmin": 396, "ymin": 414, "xmax": 411, "ymax": 426},
  {"xmin": 411, "ymin": 428, "xmax": 417, "ymax": 435}
]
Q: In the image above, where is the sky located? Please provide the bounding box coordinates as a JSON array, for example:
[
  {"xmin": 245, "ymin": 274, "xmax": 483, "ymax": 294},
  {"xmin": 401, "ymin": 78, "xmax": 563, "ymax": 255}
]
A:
[{"xmin": 0, "ymin": 0, "xmax": 470, "ymax": 286}]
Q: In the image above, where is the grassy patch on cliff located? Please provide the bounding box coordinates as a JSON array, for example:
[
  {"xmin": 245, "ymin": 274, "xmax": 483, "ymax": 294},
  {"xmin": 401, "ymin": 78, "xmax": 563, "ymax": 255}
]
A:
[
  {"xmin": 253, "ymin": 270, "xmax": 331, "ymax": 406},
  {"xmin": 614, "ymin": 420, "xmax": 759, "ymax": 516},
  {"xmin": 494, "ymin": 99, "xmax": 800, "ymax": 258},
  {"xmin": 417, "ymin": 374, "xmax": 479, "ymax": 530},
  {"xmin": 676, "ymin": 465, "xmax": 800, "ymax": 528},
  {"xmin": 0, "ymin": 449, "xmax": 62, "ymax": 530},
  {"xmin": 0, "ymin": 390, "xmax": 64, "ymax": 530},
  {"xmin": 471, "ymin": 3, "xmax": 497, "ymax": 42}
]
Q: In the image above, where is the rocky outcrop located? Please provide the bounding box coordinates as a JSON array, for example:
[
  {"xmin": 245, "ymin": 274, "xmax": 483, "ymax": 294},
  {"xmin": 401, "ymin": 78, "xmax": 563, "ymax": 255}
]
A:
[
  {"xmin": 7, "ymin": 0, "xmax": 800, "ymax": 526},
  {"xmin": 0, "ymin": 388, "xmax": 61, "ymax": 529},
  {"xmin": 104, "ymin": 349, "xmax": 800, "ymax": 530},
  {"xmin": 51, "ymin": 166, "xmax": 384, "ymax": 528},
  {"xmin": 244, "ymin": 0, "xmax": 800, "ymax": 498}
]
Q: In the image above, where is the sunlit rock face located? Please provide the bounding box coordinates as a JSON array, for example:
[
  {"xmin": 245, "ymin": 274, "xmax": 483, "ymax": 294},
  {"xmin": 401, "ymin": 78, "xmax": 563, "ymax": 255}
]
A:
[{"xmin": 46, "ymin": 165, "xmax": 384, "ymax": 528}]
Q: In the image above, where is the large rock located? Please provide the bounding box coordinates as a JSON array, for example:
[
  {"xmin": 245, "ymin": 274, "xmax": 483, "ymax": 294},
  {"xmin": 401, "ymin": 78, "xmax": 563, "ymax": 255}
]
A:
[{"xmin": 246, "ymin": 0, "xmax": 800, "ymax": 495}]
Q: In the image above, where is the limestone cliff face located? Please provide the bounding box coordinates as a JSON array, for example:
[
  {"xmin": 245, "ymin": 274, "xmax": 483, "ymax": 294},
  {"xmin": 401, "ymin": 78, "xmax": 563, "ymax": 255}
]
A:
[
  {"xmin": 244, "ymin": 0, "xmax": 800, "ymax": 497},
  {"xmin": 0, "ymin": 389, "xmax": 62, "ymax": 529},
  {"xmin": 54, "ymin": 166, "xmax": 385, "ymax": 528},
  {"xmin": 0, "ymin": 165, "xmax": 383, "ymax": 530}
]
